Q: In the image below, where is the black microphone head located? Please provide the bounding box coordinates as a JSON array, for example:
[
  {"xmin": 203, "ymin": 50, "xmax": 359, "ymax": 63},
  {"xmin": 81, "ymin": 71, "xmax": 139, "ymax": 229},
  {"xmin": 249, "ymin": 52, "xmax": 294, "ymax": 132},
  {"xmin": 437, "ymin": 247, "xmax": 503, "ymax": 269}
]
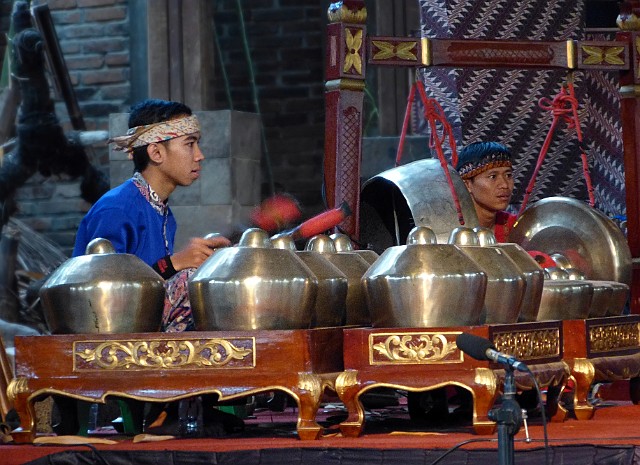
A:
[{"xmin": 456, "ymin": 333, "xmax": 494, "ymax": 362}]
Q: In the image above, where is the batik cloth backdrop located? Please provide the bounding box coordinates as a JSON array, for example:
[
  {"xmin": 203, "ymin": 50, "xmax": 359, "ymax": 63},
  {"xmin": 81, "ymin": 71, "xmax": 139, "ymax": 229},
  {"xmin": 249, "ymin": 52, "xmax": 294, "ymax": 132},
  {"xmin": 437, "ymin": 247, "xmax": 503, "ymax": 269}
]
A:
[{"xmin": 417, "ymin": 0, "xmax": 625, "ymax": 220}]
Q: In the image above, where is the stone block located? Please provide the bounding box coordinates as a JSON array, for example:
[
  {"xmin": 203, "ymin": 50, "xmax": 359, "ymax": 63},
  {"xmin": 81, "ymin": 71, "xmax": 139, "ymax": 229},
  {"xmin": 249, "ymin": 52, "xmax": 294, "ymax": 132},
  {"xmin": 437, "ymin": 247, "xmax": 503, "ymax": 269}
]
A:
[
  {"xmin": 232, "ymin": 158, "xmax": 261, "ymax": 206},
  {"xmin": 199, "ymin": 157, "xmax": 232, "ymax": 205},
  {"xmin": 171, "ymin": 205, "xmax": 234, "ymax": 249}
]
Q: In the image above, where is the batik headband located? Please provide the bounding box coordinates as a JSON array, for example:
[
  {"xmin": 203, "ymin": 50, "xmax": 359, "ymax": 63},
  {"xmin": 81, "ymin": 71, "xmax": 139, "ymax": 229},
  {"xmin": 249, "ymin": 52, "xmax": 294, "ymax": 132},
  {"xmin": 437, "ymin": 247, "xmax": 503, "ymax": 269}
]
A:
[
  {"xmin": 109, "ymin": 114, "xmax": 201, "ymax": 154},
  {"xmin": 457, "ymin": 151, "xmax": 512, "ymax": 180}
]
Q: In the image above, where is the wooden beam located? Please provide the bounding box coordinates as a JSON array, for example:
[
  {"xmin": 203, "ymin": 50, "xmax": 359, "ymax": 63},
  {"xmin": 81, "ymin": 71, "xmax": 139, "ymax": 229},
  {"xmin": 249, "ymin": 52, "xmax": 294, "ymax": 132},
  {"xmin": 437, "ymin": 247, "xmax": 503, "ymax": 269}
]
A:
[{"xmin": 367, "ymin": 37, "xmax": 629, "ymax": 71}]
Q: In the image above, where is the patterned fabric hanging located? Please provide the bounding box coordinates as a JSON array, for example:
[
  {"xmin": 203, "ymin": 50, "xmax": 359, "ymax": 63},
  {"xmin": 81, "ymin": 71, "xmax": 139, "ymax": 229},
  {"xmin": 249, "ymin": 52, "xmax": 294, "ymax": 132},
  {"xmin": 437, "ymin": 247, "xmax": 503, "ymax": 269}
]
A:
[{"xmin": 417, "ymin": 0, "xmax": 625, "ymax": 220}]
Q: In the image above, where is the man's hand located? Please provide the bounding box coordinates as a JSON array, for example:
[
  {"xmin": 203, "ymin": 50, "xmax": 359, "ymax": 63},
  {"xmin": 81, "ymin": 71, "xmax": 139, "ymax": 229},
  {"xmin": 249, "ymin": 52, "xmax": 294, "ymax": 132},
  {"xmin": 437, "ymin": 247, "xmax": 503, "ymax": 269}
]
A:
[{"xmin": 170, "ymin": 235, "xmax": 231, "ymax": 270}]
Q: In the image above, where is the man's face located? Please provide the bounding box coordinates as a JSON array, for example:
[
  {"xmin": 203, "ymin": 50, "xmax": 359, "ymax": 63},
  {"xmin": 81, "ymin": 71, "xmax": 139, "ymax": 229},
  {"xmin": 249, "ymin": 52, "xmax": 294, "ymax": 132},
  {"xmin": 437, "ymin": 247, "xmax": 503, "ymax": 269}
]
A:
[
  {"xmin": 159, "ymin": 132, "xmax": 204, "ymax": 187},
  {"xmin": 463, "ymin": 166, "xmax": 514, "ymax": 215}
]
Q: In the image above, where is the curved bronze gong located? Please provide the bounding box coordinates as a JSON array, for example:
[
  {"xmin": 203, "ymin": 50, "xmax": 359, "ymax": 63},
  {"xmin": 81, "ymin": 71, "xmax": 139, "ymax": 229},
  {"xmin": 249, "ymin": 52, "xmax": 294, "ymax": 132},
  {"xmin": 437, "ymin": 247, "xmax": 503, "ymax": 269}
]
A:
[
  {"xmin": 359, "ymin": 159, "xmax": 479, "ymax": 251},
  {"xmin": 509, "ymin": 197, "xmax": 632, "ymax": 286}
]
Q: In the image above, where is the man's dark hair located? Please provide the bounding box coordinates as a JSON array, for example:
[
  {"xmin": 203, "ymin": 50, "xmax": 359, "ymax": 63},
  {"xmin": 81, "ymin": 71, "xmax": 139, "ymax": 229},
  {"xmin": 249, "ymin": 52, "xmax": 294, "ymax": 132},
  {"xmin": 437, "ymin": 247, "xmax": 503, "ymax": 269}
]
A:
[{"xmin": 129, "ymin": 99, "xmax": 193, "ymax": 173}]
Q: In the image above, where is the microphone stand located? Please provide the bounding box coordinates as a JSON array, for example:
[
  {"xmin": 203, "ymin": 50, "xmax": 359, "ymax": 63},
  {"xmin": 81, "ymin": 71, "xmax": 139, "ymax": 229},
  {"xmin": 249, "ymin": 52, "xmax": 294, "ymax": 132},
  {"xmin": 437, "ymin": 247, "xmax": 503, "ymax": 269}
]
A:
[{"xmin": 488, "ymin": 366, "xmax": 522, "ymax": 465}]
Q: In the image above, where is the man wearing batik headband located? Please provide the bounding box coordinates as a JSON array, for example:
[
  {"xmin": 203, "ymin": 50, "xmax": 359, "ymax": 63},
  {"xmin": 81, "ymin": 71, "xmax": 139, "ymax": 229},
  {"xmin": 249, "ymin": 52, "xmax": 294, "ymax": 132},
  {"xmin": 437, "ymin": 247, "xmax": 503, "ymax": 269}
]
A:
[
  {"xmin": 71, "ymin": 99, "xmax": 244, "ymax": 437},
  {"xmin": 73, "ymin": 99, "xmax": 231, "ymax": 332},
  {"xmin": 455, "ymin": 141, "xmax": 517, "ymax": 242}
]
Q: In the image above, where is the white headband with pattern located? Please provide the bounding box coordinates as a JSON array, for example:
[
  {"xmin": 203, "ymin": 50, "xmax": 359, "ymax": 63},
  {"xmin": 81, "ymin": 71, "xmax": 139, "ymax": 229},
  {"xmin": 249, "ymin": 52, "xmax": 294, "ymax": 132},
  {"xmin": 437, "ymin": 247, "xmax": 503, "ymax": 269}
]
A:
[{"xmin": 109, "ymin": 114, "xmax": 201, "ymax": 154}]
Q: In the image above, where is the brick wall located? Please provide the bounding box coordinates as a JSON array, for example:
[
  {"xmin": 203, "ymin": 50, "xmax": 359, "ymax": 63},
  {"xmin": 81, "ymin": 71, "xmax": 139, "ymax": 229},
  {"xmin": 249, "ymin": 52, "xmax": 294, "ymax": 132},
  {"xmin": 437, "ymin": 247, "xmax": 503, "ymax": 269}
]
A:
[
  {"xmin": 212, "ymin": 0, "xmax": 328, "ymax": 216},
  {"xmin": 11, "ymin": 0, "xmax": 131, "ymax": 256}
]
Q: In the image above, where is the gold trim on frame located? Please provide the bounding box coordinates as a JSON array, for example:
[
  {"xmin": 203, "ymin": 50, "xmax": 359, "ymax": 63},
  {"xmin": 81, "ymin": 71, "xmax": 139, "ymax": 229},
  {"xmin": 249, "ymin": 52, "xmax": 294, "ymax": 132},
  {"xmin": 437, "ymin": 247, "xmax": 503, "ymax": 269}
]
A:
[
  {"xmin": 567, "ymin": 40, "xmax": 576, "ymax": 69},
  {"xmin": 492, "ymin": 328, "xmax": 560, "ymax": 360},
  {"xmin": 369, "ymin": 332, "xmax": 462, "ymax": 365},
  {"xmin": 73, "ymin": 337, "xmax": 255, "ymax": 371},
  {"xmin": 421, "ymin": 37, "xmax": 432, "ymax": 66},
  {"xmin": 328, "ymin": 4, "xmax": 367, "ymax": 24},
  {"xmin": 589, "ymin": 322, "xmax": 640, "ymax": 353},
  {"xmin": 619, "ymin": 84, "xmax": 640, "ymax": 97},
  {"xmin": 325, "ymin": 79, "xmax": 366, "ymax": 91}
]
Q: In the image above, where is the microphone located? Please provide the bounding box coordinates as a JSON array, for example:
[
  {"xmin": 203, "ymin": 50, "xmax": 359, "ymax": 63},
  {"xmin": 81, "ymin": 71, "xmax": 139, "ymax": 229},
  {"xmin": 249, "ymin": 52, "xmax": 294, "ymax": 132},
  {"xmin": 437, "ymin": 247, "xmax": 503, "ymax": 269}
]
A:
[{"xmin": 456, "ymin": 333, "xmax": 530, "ymax": 372}]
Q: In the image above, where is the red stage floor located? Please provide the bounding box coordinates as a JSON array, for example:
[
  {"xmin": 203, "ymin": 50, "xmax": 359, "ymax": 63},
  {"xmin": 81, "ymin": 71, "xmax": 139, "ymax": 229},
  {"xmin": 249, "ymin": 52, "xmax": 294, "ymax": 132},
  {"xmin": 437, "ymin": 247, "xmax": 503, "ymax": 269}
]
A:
[{"xmin": 4, "ymin": 395, "xmax": 640, "ymax": 465}]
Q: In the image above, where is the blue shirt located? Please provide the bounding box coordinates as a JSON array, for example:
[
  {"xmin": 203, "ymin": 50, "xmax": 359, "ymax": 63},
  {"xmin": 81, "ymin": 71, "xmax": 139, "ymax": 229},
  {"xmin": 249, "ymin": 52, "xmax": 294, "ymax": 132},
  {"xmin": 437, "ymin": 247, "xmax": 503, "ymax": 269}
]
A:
[{"xmin": 72, "ymin": 179, "xmax": 177, "ymax": 267}]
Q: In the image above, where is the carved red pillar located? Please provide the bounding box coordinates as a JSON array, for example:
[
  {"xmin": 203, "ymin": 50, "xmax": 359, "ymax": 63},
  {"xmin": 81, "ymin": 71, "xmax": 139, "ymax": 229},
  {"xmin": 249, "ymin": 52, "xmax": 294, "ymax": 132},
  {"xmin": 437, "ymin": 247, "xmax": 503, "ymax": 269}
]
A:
[
  {"xmin": 618, "ymin": 1, "xmax": 640, "ymax": 313},
  {"xmin": 324, "ymin": 1, "xmax": 367, "ymax": 238}
]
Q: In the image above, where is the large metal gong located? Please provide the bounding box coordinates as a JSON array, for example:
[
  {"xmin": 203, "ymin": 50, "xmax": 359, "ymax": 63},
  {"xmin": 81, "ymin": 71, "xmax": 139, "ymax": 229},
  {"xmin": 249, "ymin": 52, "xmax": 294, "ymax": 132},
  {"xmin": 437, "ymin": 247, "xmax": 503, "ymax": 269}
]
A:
[
  {"xmin": 508, "ymin": 197, "xmax": 632, "ymax": 286},
  {"xmin": 359, "ymin": 159, "xmax": 479, "ymax": 252}
]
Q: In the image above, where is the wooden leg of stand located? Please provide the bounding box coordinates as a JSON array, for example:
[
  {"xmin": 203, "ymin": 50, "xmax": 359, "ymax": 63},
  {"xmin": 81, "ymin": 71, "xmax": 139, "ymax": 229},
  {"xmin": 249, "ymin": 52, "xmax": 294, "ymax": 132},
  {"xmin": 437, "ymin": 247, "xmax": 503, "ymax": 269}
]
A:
[
  {"xmin": 471, "ymin": 368, "xmax": 499, "ymax": 435},
  {"xmin": 572, "ymin": 359, "xmax": 595, "ymax": 420},
  {"xmin": 336, "ymin": 370, "xmax": 365, "ymax": 438},
  {"xmin": 295, "ymin": 378, "xmax": 323, "ymax": 440},
  {"xmin": 8, "ymin": 389, "xmax": 36, "ymax": 443}
]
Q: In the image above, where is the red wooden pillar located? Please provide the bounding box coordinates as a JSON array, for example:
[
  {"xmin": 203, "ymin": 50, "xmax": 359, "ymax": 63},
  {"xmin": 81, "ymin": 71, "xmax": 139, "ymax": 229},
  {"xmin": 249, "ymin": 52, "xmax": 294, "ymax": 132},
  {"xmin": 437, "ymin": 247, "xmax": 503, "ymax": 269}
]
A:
[
  {"xmin": 324, "ymin": 1, "xmax": 367, "ymax": 238},
  {"xmin": 618, "ymin": 1, "xmax": 640, "ymax": 314}
]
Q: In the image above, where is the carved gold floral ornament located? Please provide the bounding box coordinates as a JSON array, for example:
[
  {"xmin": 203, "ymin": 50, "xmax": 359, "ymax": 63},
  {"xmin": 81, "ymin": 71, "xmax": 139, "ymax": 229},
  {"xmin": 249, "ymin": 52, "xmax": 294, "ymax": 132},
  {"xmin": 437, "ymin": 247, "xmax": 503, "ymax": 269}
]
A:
[
  {"xmin": 581, "ymin": 45, "xmax": 626, "ymax": 66},
  {"xmin": 372, "ymin": 40, "xmax": 418, "ymax": 61},
  {"xmin": 343, "ymin": 28, "xmax": 363, "ymax": 74},
  {"xmin": 370, "ymin": 333, "xmax": 460, "ymax": 364},
  {"xmin": 74, "ymin": 338, "xmax": 254, "ymax": 371}
]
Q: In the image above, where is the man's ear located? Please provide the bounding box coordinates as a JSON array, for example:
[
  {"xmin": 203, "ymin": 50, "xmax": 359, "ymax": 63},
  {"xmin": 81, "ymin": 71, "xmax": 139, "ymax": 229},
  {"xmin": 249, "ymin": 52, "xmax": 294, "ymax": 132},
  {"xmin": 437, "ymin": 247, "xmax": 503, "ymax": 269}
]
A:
[
  {"xmin": 146, "ymin": 143, "xmax": 163, "ymax": 164},
  {"xmin": 463, "ymin": 178, "xmax": 472, "ymax": 192}
]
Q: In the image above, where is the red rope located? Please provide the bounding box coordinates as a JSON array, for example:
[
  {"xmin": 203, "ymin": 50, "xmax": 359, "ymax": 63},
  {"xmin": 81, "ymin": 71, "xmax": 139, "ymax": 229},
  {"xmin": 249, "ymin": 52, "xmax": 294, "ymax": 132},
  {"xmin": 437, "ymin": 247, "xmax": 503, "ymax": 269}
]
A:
[
  {"xmin": 396, "ymin": 80, "xmax": 465, "ymax": 224},
  {"xmin": 518, "ymin": 79, "xmax": 595, "ymax": 216},
  {"xmin": 567, "ymin": 81, "xmax": 596, "ymax": 208},
  {"xmin": 395, "ymin": 83, "xmax": 416, "ymax": 167},
  {"xmin": 414, "ymin": 81, "xmax": 464, "ymax": 225}
]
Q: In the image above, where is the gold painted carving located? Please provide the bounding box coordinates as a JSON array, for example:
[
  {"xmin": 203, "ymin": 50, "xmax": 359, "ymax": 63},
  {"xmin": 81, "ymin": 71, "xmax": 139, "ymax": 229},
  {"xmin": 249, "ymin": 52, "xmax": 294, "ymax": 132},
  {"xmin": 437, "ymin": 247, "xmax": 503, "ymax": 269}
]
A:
[
  {"xmin": 620, "ymin": 84, "xmax": 640, "ymax": 97},
  {"xmin": 474, "ymin": 368, "xmax": 497, "ymax": 394},
  {"xmin": 325, "ymin": 79, "xmax": 366, "ymax": 91},
  {"xmin": 328, "ymin": 3, "xmax": 367, "ymax": 24},
  {"xmin": 335, "ymin": 369, "xmax": 358, "ymax": 398},
  {"xmin": 370, "ymin": 332, "xmax": 461, "ymax": 365},
  {"xmin": 589, "ymin": 322, "xmax": 640, "ymax": 353},
  {"xmin": 572, "ymin": 358, "xmax": 595, "ymax": 380},
  {"xmin": 7, "ymin": 377, "xmax": 29, "ymax": 402},
  {"xmin": 581, "ymin": 45, "xmax": 626, "ymax": 66},
  {"xmin": 567, "ymin": 40, "xmax": 576, "ymax": 69},
  {"xmin": 372, "ymin": 40, "xmax": 418, "ymax": 61},
  {"xmin": 74, "ymin": 338, "xmax": 254, "ymax": 371},
  {"xmin": 421, "ymin": 38, "xmax": 431, "ymax": 66},
  {"xmin": 298, "ymin": 373, "xmax": 322, "ymax": 399},
  {"xmin": 492, "ymin": 329, "xmax": 560, "ymax": 360},
  {"xmin": 618, "ymin": 13, "xmax": 640, "ymax": 31},
  {"xmin": 343, "ymin": 28, "xmax": 363, "ymax": 75}
]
